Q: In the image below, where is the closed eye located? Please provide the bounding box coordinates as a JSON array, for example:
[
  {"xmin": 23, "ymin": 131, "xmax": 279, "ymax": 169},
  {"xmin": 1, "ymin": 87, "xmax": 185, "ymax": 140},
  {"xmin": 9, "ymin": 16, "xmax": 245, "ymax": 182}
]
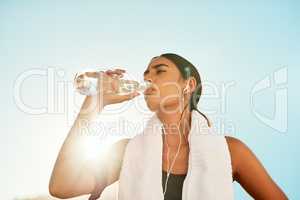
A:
[{"xmin": 156, "ymin": 70, "xmax": 166, "ymax": 74}]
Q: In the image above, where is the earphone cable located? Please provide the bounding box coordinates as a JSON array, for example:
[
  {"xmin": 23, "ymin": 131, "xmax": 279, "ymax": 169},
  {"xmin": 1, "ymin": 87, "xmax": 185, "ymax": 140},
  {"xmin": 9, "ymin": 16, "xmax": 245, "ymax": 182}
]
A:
[{"xmin": 163, "ymin": 103, "xmax": 188, "ymax": 196}]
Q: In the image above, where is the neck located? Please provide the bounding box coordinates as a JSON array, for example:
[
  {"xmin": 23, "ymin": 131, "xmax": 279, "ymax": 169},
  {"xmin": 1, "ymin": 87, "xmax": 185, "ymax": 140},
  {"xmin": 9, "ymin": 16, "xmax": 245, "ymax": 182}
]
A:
[{"xmin": 157, "ymin": 106, "xmax": 192, "ymax": 147}]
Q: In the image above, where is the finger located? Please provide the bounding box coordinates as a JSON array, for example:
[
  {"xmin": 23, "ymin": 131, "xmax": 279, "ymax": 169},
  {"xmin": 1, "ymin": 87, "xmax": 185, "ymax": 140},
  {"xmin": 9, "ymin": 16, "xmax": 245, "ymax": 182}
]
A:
[
  {"xmin": 85, "ymin": 71, "xmax": 101, "ymax": 78},
  {"xmin": 105, "ymin": 69, "xmax": 113, "ymax": 74},
  {"xmin": 106, "ymin": 70, "xmax": 125, "ymax": 76},
  {"xmin": 112, "ymin": 68, "xmax": 126, "ymax": 73},
  {"xmin": 109, "ymin": 68, "xmax": 126, "ymax": 74},
  {"xmin": 117, "ymin": 91, "xmax": 140, "ymax": 101},
  {"xmin": 105, "ymin": 71, "xmax": 124, "ymax": 79},
  {"xmin": 111, "ymin": 79, "xmax": 119, "ymax": 91}
]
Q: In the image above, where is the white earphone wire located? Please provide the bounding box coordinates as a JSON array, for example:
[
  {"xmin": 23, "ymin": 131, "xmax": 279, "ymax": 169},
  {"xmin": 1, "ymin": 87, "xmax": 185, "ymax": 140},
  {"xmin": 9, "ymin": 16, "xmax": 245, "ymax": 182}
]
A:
[
  {"xmin": 162, "ymin": 111, "xmax": 185, "ymax": 196},
  {"xmin": 162, "ymin": 85, "xmax": 189, "ymax": 196},
  {"xmin": 162, "ymin": 124, "xmax": 182, "ymax": 196}
]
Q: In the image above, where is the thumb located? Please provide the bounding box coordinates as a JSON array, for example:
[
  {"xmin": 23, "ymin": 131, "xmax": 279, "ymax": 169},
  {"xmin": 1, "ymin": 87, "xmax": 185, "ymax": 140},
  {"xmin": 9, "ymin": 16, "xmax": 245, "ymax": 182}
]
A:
[{"xmin": 118, "ymin": 91, "xmax": 140, "ymax": 102}]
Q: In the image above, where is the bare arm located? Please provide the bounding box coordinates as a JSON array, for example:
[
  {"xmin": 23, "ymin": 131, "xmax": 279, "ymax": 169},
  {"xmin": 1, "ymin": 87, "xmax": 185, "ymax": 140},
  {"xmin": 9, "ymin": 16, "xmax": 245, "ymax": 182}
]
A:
[
  {"xmin": 226, "ymin": 136, "xmax": 288, "ymax": 200},
  {"xmin": 49, "ymin": 69, "xmax": 139, "ymax": 199},
  {"xmin": 49, "ymin": 96, "xmax": 104, "ymax": 198},
  {"xmin": 88, "ymin": 137, "xmax": 130, "ymax": 199}
]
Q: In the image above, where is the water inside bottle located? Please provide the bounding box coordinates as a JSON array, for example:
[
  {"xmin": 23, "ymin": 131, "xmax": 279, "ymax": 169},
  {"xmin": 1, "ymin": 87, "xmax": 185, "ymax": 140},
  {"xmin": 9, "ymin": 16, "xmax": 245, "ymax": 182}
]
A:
[
  {"xmin": 74, "ymin": 71, "xmax": 151, "ymax": 96},
  {"xmin": 117, "ymin": 79, "xmax": 151, "ymax": 95}
]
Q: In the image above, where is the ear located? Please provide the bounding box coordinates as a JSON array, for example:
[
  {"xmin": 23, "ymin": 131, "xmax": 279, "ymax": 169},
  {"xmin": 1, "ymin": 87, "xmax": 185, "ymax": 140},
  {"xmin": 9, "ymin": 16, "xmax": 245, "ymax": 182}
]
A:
[{"xmin": 187, "ymin": 77, "xmax": 197, "ymax": 93}]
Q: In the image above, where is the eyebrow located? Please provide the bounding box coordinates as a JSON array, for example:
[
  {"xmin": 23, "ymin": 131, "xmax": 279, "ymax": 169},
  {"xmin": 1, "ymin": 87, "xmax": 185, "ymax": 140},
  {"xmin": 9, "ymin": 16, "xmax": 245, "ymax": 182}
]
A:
[{"xmin": 143, "ymin": 64, "xmax": 169, "ymax": 76}]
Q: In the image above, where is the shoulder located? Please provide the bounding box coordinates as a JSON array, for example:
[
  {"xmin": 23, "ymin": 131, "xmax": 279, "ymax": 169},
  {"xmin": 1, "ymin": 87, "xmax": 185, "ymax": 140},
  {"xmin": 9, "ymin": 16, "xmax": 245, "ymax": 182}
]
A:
[
  {"xmin": 115, "ymin": 138, "xmax": 130, "ymax": 146},
  {"xmin": 224, "ymin": 136, "xmax": 263, "ymax": 180},
  {"xmin": 119, "ymin": 134, "xmax": 144, "ymax": 158},
  {"xmin": 224, "ymin": 137, "xmax": 288, "ymax": 199},
  {"xmin": 224, "ymin": 136, "xmax": 252, "ymax": 181},
  {"xmin": 125, "ymin": 133, "xmax": 143, "ymax": 149},
  {"xmin": 114, "ymin": 134, "xmax": 143, "ymax": 151},
  {"xmin": 225, "ymin": 136, "xmax": 247, "ymax": 150},
  {"xmin": 107, "ymin": 138, "xmax": 131, "ymax": 162},
  {"xmin": 225, "ymin": 136, "xmax": 251, "ymax": 156},
  {"xmin": 109, "ymin": 138, "xmax": 131, "ymax": 153}
]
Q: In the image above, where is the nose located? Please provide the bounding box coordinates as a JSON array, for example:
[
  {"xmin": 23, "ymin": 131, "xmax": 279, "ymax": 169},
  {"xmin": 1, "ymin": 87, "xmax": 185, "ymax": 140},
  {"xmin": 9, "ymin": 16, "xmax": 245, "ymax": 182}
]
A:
[{"xmin": 144, "ymin": 75, "xmax": 153, "ymax": 83}]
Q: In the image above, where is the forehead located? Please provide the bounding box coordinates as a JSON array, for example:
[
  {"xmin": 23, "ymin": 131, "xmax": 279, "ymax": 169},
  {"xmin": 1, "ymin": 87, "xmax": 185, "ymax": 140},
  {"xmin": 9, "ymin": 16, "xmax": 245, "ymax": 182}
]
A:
[{"xmin": 147, "ymin": 56, "xmax": 177, "ymax": 69}]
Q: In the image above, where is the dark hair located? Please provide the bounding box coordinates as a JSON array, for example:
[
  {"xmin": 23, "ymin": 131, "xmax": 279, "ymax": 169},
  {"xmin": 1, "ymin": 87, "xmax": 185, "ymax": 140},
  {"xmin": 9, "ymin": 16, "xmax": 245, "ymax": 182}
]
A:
[{"xmin": 158, "ymin": 53, "xmax": 211, "ymax": 127}]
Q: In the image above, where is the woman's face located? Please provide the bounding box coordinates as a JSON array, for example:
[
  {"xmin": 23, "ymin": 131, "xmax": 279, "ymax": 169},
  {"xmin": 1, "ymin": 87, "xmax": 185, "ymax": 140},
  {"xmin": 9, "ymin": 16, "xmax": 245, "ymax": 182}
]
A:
[{"xmin": 143, "ymin": 56, "xmax": 186, "ymax": 113}]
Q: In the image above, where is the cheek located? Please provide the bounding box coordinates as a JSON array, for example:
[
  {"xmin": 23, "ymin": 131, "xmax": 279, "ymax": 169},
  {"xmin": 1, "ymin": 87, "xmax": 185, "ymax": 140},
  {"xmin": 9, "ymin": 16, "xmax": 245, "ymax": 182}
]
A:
[
  {"xmin": 158, "ymin": 82, "xmax": 183, "ymax": 106},
  {"xmin": 159, "ymin": 81, "xmax": 182, "ymax": 99}
]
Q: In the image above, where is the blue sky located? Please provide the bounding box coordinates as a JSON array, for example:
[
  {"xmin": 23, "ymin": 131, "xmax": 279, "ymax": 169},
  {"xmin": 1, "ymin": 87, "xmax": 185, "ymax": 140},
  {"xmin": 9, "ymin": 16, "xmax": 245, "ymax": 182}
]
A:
[{"xmin": 1, "ymin": 0, "xmax": 299, "ymax": 199}]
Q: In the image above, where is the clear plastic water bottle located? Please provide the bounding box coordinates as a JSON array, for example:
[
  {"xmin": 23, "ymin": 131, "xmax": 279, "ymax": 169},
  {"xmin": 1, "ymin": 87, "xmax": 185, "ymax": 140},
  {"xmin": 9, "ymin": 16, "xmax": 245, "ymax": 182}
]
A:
[{"xmin": 74, "ymin": 71, "xmax": 152, "ymax": 96}]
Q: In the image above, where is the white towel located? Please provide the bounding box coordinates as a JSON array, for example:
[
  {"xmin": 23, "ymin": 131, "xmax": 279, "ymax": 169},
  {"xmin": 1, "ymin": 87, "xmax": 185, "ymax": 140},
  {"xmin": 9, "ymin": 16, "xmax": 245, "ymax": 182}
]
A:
[{"xmin": 118, "ymin": 110, "xmax": 234, "ymax": 200}]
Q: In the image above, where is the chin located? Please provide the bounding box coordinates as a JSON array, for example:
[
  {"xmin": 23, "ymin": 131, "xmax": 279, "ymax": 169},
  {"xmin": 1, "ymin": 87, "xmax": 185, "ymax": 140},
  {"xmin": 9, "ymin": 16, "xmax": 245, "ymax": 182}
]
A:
[
  {"xmin": 144, "ymin": 96, "xmax": 161, "ymax": 111},
  {"xmin": 159, "ymin": 97, "xmax": 181, "ymax": 112},
  {"xmin": 146, "ymin": 99, "xmax": 181, "ymax": 114}
]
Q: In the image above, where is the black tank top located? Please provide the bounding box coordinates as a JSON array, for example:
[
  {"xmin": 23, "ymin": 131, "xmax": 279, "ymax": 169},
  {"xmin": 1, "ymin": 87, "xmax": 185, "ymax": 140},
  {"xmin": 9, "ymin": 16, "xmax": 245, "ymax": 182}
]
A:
[
  {"xmin": 89, "ymin": 170, "xmax": 187, "ymax": 200},
  {"xmin": 162, "ymin": 170, "xmax": 187, "ymax": 200}
]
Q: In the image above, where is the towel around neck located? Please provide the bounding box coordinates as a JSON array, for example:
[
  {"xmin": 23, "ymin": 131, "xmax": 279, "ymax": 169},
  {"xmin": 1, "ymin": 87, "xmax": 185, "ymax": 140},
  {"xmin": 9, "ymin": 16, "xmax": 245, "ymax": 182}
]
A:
[{"xmin": 118, "ymin": 110, "xmax": 234, "ymax": 200}]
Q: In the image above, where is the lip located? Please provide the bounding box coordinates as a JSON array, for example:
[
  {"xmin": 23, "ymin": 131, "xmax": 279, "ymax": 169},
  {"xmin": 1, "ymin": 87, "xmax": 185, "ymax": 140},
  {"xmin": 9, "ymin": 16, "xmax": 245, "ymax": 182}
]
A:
[{"xmin": 143, "ymin": 87, "xmax": 156, "ymax": 96}]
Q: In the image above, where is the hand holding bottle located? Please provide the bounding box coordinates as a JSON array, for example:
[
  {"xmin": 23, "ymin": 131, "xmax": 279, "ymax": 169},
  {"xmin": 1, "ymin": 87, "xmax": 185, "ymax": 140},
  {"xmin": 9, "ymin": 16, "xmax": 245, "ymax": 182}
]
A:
[
  {"xmin": 74, "ymin": 68, "xmax": 146, "ymax": 111},
  {"xmin": 97, "ymin": 68, "xmax": 142, "ymax": 106}
]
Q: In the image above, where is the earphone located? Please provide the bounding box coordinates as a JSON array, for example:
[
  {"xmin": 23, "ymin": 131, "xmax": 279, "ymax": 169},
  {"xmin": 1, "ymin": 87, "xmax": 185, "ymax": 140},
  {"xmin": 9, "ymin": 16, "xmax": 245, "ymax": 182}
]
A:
[{"xmin": 183, "ymin": 83, "xmax": 190, "ymax": 94}]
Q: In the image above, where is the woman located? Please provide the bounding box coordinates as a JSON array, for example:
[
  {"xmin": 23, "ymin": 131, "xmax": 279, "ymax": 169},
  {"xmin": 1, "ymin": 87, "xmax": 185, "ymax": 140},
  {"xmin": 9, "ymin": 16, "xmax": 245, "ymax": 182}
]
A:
[{"xmin": 49, "ymin": 53, "xmax": 288, "ymax": 200}]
